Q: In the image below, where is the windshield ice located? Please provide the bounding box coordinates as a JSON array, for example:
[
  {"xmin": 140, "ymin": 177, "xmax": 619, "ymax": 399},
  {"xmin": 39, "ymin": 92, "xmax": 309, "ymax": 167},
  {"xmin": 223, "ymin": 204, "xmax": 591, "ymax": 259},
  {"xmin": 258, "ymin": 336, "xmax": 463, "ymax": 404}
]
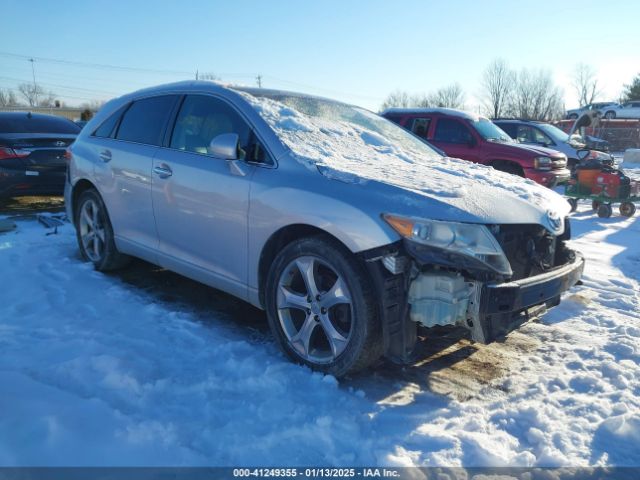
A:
[
  {"xmin": 242, "ymin": 92, "xmax": 443, "ymax": 162},
  {"xmin": 236, "ymin": 88, "xmax": 565, "ymax": 208}
]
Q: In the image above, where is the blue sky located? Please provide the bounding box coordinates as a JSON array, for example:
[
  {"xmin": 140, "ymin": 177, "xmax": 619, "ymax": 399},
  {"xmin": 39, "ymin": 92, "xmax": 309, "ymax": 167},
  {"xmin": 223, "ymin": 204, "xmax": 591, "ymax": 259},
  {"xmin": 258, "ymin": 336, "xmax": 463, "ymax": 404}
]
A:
[{"xmin": 2, "ymin": 0, "xmax": 639, "ymax": 111}]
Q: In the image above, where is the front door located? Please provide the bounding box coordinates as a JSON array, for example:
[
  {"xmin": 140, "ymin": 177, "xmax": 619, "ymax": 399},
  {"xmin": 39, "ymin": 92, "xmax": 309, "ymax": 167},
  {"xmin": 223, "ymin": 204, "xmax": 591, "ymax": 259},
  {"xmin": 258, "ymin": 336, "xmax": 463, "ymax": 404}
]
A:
[
  {"xmin": 151, "ymin": 94, "xmax": 255, "ymax": 299},
  {"xmin": 430, "ymin": 117, "xmax": 481, "ymax": 162}
]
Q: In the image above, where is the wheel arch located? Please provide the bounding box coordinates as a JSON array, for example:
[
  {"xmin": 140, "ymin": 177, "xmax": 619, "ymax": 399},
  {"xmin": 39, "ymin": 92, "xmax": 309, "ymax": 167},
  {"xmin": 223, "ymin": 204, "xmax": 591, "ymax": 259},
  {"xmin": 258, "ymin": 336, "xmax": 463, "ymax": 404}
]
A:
[
  {"xmin": 490, "ymin": 159, "xmax": 525, "ymax": 176},
  {"xmin": 71, "ymin": 179, "xmax": 99, "ymax": 221},
  {"xmin": 257, "ymin": 224, "xmax": 355, "ymax": 308}
]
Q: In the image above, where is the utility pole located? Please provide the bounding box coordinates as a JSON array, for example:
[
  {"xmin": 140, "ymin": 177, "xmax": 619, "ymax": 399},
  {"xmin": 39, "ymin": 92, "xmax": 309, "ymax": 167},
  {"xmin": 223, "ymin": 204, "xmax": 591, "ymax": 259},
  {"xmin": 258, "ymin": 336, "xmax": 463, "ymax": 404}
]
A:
[
  {"xmin": 29, "ymin": 58, "xmax": 38, "ymax": 106},
  {"xmin": 256, "ymin": 75, "xmax": 262, "ymax": 88}
]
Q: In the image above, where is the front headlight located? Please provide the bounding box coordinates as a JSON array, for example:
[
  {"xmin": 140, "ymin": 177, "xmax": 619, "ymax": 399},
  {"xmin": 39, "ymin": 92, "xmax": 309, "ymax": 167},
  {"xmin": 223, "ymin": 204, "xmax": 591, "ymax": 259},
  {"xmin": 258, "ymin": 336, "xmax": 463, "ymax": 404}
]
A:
[
  {"xmin": 383, "ymin": 214, "xmax": 512, "ymax": 276},
  {"xmin": 535, "ymin": 156, "xmax": 552, "ymax": 170}
]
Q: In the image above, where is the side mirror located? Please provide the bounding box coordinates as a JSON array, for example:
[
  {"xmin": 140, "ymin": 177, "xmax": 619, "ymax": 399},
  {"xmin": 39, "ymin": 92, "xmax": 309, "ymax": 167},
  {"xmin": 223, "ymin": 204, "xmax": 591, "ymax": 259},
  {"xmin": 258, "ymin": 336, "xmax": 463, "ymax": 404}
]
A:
[
  {"xmin": 577, "ymin": 149, "xmax": 591, "ymax": 161},
  {"xmin": 207, "ymin": 133, "xmax": 239, "ymax": 160}
]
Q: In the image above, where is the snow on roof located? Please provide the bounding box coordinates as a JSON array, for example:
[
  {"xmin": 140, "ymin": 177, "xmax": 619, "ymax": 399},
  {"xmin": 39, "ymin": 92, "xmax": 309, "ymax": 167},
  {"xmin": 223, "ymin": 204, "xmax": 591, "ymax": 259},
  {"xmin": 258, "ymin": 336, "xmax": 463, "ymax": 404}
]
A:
[{"xmin": 380, "ymin": 107, "xmax": 480, "ymax": 121}]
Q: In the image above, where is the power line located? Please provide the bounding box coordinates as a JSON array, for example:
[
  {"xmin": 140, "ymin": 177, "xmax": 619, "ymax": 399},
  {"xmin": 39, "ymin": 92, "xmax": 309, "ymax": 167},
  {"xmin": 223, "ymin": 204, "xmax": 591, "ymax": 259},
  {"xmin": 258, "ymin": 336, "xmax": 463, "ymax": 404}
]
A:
[{"xmin": 0, "ymin": 51, "xmax": 192, "ymax": 76}]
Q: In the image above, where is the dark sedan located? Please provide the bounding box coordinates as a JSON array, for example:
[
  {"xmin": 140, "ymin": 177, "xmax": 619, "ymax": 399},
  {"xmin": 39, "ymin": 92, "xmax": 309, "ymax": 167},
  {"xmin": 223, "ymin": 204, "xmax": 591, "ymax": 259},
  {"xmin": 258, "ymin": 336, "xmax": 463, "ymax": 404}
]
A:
[{"xmin": 0, "ymin": 112, "xmax": 80, "ymax": 199}]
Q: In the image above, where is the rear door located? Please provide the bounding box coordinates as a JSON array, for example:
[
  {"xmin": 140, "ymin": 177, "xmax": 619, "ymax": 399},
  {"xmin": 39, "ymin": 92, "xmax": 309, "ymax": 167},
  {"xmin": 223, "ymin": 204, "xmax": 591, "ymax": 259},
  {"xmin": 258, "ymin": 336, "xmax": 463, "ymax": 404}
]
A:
[
  {"xmin": 405, "ymin": 117, "xmax": 431, "ymax": 139},
  {"xmin": 151, "ymin": 94, "xmax": 256, "ymax": 298},
  {"xmin": 93, "ymin": 95, "xmax": 180, "ymax": 258},
  {"xmin": 430, "ymin": 117, "xmax": 481, "ymax": 162}
]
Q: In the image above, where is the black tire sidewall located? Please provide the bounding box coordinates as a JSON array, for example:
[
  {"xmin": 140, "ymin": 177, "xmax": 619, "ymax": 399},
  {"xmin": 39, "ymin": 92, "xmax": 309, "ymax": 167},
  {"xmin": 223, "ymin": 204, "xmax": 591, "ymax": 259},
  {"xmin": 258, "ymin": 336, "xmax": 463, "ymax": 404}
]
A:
[
  {"xmin": 74, "ymin": 189, "xmax": 122, "ymax": 271},
  {"xmin": 265, "ymin": 236, "xmax": 379, "ymax": 377}
]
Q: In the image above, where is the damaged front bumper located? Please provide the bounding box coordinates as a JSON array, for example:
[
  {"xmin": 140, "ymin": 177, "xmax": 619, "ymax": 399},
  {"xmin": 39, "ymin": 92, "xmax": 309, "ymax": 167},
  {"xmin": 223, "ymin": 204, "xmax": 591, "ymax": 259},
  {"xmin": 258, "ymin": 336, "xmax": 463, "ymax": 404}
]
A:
[
  {"xmin": 465, "ymin": 251, "xmax": 585, "ymax": 343},
  {"xmin": 366, "ymin": 243, "xmax": 585, "ymax": 364}
]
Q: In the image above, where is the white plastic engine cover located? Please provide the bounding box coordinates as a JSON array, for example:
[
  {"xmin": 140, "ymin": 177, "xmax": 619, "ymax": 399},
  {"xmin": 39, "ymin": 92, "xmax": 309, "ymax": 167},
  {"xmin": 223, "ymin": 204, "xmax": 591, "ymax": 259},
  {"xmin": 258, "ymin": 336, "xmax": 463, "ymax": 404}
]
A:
[{"xmin": 408, "ymin": 271, "xmax": 472, "ymax": 328}]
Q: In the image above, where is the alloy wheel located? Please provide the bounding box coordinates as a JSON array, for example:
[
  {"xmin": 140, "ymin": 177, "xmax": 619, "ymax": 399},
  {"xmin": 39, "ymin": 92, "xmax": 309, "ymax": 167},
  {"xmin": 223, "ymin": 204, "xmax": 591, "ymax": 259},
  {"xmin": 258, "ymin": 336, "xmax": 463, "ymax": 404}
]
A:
[
  {"xmin": 276, "ymin": 256, "xmax": 354, "ymax": 364},
  {"xmin": 78, "ymin": 199, "xmax": 106, "ymax": 262}
]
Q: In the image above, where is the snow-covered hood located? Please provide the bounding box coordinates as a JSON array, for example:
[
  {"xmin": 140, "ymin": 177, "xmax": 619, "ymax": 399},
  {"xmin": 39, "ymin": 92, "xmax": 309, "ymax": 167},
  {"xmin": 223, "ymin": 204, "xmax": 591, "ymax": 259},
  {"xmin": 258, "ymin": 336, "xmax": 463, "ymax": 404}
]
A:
[{"xmin": 239, "ymin": 91, "xmax": 570, "ymax": 235}]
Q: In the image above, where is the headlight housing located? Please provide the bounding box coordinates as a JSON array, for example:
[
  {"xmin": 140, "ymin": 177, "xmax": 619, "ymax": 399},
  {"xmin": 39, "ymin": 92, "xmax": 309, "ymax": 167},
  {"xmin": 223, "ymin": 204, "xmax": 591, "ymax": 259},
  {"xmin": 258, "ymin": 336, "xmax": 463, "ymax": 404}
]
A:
[
  {"xmin": 383, "ymin": 214, "xmax": 512, "ymax": 276},
  {"xmin": 535, "ymin": 156, "xmax": 552, "ymax": 170}
]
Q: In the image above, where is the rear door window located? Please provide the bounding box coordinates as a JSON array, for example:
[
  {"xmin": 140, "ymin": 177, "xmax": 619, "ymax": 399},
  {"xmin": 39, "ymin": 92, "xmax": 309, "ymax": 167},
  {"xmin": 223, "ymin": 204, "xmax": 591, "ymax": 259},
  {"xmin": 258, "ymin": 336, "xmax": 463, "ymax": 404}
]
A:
[
  {"xmin": 433, "ymin": 118, "xmax": 472, "ymax": 144},
  {"xmin": 93, "ymin": 105, "xmax": 128, "ymax": 138},
  {"xmin": 497, "ymin": 123, "xmax": 517, "ymax": 138},
  {"xmin": 408, "ymin": 118, "xmax": 431, "ymax": 138},
  {"xmin": 116, "ymin": 95, "xmax": 178, "ymax": 146}
]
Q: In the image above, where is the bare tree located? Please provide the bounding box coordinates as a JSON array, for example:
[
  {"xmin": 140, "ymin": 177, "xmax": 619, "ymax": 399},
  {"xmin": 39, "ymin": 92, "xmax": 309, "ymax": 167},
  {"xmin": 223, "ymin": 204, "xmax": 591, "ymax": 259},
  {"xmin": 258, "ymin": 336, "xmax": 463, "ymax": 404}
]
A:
[
  {"xmin": 481, "ymin": 59, "xmax": 515, "ymax": 118},
  {"xmin": 17, "ymin": 83, "xmax": 59, "ymax": 108},
  {"xmin": 572, "ymin": 63, "xmax": 600, "ymax": 107},
  {"xmin": 0, "ymin": 88, "xmax": 20, "ymax": 107},
  {"xmin": 428, "ymin": 83, "xmax": 465, "ymax": 109},
  {"xmin": 508, "ymin": 69, "xmax": 564, "ymax": 121},
  {"xmin": 380, "ymin": 90, "xmax": 413, "ymax": 110},
  {"xmin": 18, "ymin": 83, "xmax": 45, "ymax": 106}
]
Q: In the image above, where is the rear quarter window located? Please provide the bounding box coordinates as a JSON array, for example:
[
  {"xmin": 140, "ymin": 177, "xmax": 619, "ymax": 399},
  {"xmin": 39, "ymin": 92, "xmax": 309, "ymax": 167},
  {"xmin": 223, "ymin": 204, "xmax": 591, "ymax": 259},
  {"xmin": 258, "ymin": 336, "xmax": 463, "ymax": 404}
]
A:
[
  {"xmin": 93, "ymin": 104, "xmax": 129, "ymax": 138},
  {"xmin": 0, "ymin": 115, "xmax": 80, "ymax": 134}
]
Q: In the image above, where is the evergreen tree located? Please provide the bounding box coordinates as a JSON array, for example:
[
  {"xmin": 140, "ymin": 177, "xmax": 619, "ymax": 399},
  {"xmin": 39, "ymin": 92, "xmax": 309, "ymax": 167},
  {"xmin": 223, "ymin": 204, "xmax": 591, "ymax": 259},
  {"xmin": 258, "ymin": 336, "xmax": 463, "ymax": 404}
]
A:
[{"xmin": 622, "ymin": 74, "xmax": 640, "ymax": 102}]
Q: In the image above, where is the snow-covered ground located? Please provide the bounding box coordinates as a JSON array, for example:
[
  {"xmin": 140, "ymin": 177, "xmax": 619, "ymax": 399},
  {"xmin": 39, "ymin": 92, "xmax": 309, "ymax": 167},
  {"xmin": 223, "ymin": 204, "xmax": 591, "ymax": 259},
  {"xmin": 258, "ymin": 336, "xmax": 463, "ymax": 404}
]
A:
[{"xmin": 1, "ymin": 185, "xmax": 639, "ymax": 467}]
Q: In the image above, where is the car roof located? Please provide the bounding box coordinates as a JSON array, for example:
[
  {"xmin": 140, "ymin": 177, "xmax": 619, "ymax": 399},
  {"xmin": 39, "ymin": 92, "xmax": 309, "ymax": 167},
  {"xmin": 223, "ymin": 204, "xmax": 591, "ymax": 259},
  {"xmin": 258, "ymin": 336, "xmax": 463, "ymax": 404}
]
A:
[
  {"xmin": 119, "ymin": 80, "xmax": 352, "ymax": 108},
  {"xmin": 493, "ymin": 118, "xmax": 544, "ymax": 124},
  {"xmin": 0, "ymin": 111, "xmax": 75, "ymax": 122},
  {"xmin": 380, "ymin": 107, "xmax": 480, "ymax": 121}
]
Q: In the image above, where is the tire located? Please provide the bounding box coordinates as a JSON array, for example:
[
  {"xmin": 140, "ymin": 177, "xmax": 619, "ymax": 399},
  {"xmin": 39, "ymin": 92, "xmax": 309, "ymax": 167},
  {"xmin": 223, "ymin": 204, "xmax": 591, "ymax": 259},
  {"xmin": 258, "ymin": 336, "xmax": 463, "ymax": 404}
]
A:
[
  {"xmin": 597, "ymin": 203, "xmax": 613, "ymax": 218},
  {"xmin": 74, "ymin": 189, "xmax": 130, "ymax": 271},
  {"xmin": 592, "ymin": 200, "xmax": 601, "ymax": 211},
  {"xmin": 620, "ymin": 202, "xmax": 636, "ymax": 217},
  {"xmin": 567, "ymin": 198, "xmax": 578, "ymax": 213},
  {"xmin": 604, "ymin": 111, "xmax": 616, "ymax": 120},
  {"xmin": 265, "ymin": 235, "xmax": 382, "ymax": 377}
]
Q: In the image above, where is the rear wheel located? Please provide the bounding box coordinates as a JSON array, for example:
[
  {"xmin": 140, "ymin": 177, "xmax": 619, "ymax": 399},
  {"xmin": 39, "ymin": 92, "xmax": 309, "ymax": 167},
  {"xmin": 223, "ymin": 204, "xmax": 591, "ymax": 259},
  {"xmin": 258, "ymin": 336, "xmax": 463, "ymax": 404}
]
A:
[
  {"xmin": 75, "ymin": 189, "xmax": 130, "ymax": 271},
  {"xmin": 597, "ymin": 203, "xmax": 613, "ymax": 218},
  {"xmin": 620, "ymin": 202, "xmax": 636, "ymax": 217},
  {"xmin": 265, "ymin": 235, "xmax": 382, "ymax": 377}
]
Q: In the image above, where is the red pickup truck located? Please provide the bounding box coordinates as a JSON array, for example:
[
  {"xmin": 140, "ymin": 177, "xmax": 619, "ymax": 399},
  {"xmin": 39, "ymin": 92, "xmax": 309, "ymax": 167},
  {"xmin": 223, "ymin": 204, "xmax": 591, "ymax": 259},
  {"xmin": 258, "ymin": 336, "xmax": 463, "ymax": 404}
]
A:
[{"xmin": 382, "ymin": 108, "xmax": 571, "ymax": 187}]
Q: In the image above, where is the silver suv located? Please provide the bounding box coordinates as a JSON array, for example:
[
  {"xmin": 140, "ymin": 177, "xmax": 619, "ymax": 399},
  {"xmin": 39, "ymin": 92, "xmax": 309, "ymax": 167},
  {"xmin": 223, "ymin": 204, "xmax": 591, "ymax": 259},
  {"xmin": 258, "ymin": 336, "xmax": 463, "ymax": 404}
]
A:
[{"xmin": 65, "ymin": 82, "xmax": 584, "ymax": 376}]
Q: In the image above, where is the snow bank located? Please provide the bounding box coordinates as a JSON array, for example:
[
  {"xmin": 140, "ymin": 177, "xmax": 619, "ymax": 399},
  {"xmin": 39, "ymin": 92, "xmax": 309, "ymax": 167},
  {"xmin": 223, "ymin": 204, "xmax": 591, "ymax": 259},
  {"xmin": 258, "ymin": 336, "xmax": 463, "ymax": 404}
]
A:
[{"xmin": 1, "ymin": 203, "xmax": 640, "ymax": 467}]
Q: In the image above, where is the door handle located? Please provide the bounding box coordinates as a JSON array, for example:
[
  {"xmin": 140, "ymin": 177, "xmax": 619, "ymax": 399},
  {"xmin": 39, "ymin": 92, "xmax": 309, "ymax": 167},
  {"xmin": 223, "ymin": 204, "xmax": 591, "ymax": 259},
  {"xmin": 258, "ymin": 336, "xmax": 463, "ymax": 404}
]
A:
[
  {"xmin": 99, "ymin": 150, "xmax": 112, "ymax": 162},
  {"xmin": 153, "ymin": 165, "xmax": 173, "ymax": 178}
]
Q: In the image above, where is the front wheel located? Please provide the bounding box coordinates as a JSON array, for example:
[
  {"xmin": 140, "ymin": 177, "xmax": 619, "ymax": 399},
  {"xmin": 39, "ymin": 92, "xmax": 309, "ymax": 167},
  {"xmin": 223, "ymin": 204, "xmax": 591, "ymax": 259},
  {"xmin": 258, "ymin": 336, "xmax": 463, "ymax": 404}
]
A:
[
  {"xmin": 597, "ymin": 203, "xmax": 613, "ymax": 218},
  {"xmin": 75, "ymin": 189, "xmax": 130, "ymax": 271},
  {"xmin": 604, "ymin": 111, "xmax": 616, "ymax": 120},
  {"xmin": 265, "ymin": 236, "xmax": 382, "ymax": 377},
  {"xmin": 620, "ymin": 202, "xmax": 636, "ymax": 217}
]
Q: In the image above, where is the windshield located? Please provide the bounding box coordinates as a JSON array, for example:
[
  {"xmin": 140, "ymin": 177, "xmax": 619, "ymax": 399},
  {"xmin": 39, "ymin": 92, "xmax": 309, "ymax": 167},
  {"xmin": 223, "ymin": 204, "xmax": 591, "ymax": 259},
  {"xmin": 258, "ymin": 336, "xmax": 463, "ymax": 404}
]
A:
[
  {"xmin": 239, "ymin": 91, "xmax": 442, "ymax": 162},
  {"xmin": 536, "ymin": 123, "xmax": 570, "ymax": 143},
  {"xmin": 471, "ymin": 118, "xmax": 513, "ymax": 142}
]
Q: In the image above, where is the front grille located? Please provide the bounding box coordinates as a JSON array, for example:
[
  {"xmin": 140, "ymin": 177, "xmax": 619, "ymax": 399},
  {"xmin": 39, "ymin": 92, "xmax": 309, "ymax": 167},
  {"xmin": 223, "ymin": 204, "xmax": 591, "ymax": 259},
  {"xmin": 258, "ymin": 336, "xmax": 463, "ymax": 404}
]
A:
[
  {"xmin": 493, "ymin": 224, "xmax": 558, "ymax": 280},
  {"xmin": 551, "ymin": 157, "xmax": 567, "ymax": 169}
]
